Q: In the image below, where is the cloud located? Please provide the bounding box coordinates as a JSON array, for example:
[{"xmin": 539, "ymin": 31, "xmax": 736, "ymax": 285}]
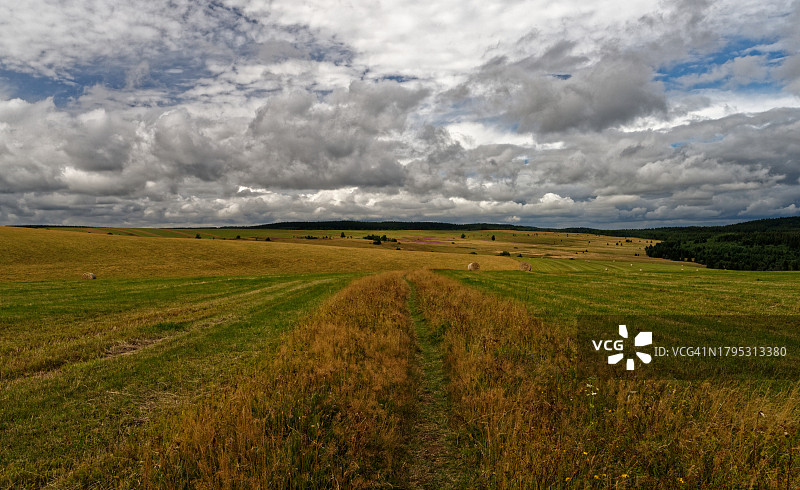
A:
[
  {"xmin": 445, "ymin": 51, "xmax": 668, "ymax": 134},
  {"xmin": 674, "ymin": 55, "xmax": 771, "ymax": 89},
  {"xmin": 1, "ymin": 0, "xmax": 799, "ymax": 227}
]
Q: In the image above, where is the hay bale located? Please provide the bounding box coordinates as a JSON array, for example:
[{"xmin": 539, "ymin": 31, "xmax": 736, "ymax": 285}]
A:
[
  {"xmin": 82, "ymin": 272, "xmax": 96, "ymax": 280},
  {"xmin": 467, "ymin": 262, "xmax": 480, "ymax": 271},
  {"xmin": 518, "ymin": 262, "xmax": 531, "ymax": 272}
]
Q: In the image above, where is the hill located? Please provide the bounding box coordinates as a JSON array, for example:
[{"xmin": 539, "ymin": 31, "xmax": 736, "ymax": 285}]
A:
[
  {"xmin": 0, "ymin": 227, "xmax": 517, "ymax": 281},
  {"xmin": 633, "ymin": 218, "xmax": 800, "ymax": 271},
  {"xmin": 244, "ymin": 217, "xmax": 800, "ymax": 271}
]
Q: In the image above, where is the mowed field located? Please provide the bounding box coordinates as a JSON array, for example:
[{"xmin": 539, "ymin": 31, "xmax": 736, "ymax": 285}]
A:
[
  {"xmin": 0, "ymin": 227, "xmax": 519, "ymax": 281},
  {"xmin": 1, "ymin": 226, "xmax": 799, "ymax": 488}
]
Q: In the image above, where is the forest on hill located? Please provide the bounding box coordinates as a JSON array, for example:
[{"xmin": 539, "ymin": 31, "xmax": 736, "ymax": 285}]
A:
[{"xmin": 638, "ymin": 217, "xmax": 800, "ymax": 271}]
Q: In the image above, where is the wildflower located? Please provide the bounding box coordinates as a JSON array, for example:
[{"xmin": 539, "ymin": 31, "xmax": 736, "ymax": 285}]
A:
[
  {"xmin": 565, "ymin": 477, "xmax": 571, "ymax": 481},
  {"xmin": 583, "ymin": 451, "xmax": 588, "ymax": 455},
  {"xmin": 621, "ymin": 474, "xmax": 629, "ymax": 478}
]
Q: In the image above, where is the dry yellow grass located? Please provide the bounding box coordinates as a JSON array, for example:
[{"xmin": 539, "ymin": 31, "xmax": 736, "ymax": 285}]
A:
[
  {"xmin": 105, "ymin": 272, "xmax": 417, "ymax": 488},
  {"xmin": 0, "ymin": 227, "xmax": 517, "ymax": 281},
  {"xmin": 407, "ymin": 270, "xmax": 800, "ymax": 488}
]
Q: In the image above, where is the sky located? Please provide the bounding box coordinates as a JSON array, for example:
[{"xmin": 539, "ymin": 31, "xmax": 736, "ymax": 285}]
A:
[{"xmin": 1, "ymin": 0, "xmax": 799, "ymax": 228}]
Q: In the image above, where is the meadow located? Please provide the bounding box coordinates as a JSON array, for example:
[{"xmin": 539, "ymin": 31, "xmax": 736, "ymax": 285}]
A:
[{"xmin": 1, "ymin": 226, "xmax": 798, "ymax": 488}]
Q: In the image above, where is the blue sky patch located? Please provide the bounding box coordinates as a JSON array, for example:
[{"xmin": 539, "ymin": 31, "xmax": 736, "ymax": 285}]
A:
[
  {"xmin": 0, "ymin": 69, "xmax": 87, "ymax": 105},
  {"xmin": 380, "ymin": 74, "xmax": 418, "ymax": 83},
  {"xmin": 656, "ymin": 36, "xmax": 787, "ymax": 91},
  {"xmin": 670, "ymin": 134, "xmax": 725, "ymax": 149},
  {"xmin": 1, "ymin": 58, "xmax": 212, "ymax": 107}
]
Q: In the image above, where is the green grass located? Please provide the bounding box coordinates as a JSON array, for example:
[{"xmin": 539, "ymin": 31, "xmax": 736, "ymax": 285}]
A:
[
  {"xmin": 0, "ymin": 273, "xmax": 353, "ymax": 487},
  {"xmin": 110, "ymin": 272, "xmax": 417, "ymax": 489},
  {"xmin": 443, "ymin": 268, "xmax": 800, "ymax": 321},
  {"xmin": 443, "ymin": 269, "xmax": 800, "ymax": 380},
  {"xmin": 411, "ymin": 269, "xmax": 800, "ymax": 488},
  {"xmin": 405, "ymin": 280, "xmax": 469, "ymax": 488},
  {"xmin": 0, "ymin": 274, "xmax": 356, "ymax": 380},
  {"xmin": 4, "ymin": 225, "xmax": 799, "ymax": 487}
]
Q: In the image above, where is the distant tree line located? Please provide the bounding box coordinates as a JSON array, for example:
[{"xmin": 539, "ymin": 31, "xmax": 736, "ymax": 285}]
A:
[
  {"xmin": 363, "ymin": 234, "xmax": 397, "ymax": 244},
  {"xmin": 642, "ymin": 219, "xmax": 800, "ymax": 271}
]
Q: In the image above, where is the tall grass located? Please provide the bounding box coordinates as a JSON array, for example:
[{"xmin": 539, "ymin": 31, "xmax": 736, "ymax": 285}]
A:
[
  {"xmin": 116, "ymin": 272, "xmax": 417, "ymax": 488},
  {"xmin": 407, "ymin": 270, "xmax": 800, "ymax": 488}
]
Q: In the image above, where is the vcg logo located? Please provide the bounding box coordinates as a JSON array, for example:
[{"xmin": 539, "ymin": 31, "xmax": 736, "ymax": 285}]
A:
[{"xmin": 592, "ymin": 324, "xmax": 653, "ymax": 371}]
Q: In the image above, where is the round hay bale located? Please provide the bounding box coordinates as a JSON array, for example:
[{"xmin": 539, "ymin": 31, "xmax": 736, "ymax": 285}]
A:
[
  {"xmin": 82, "ymin": 272, "xmax": 96, "ymax": 279},
  {"xmin": 518, "ymin": 262, "xmax": 531, "ymax": 272},
  {"xmin": 467, "ymin": 262, "xmax": 480, "ymax": 271}
]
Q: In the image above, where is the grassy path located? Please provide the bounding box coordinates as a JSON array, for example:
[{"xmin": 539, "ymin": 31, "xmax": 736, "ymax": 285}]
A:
[{"xmin": 405, "ymin": 279, "xmax": 467, "ymax": 489}]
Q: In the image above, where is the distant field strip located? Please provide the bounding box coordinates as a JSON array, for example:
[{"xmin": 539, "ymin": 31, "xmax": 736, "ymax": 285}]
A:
[
  {"xmin": 0, "ymin": 227, "xmax": 517, "ymax": 281},
  {"xmin": 515, "ymin": 257, "xmax": 693, "ymax": 273},
  {"xmin": 0, "ymin": 273, "xmax": 352, "ymax": 488}
]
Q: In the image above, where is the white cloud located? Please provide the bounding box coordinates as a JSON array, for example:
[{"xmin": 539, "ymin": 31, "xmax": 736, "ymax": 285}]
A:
[
  {"xmin": 539, "ymin": 193, "xmax": 575, "ymax": 207},
  {"xmin": 446, "ymin": 122, "xmax": 534, "ymax": 149}
]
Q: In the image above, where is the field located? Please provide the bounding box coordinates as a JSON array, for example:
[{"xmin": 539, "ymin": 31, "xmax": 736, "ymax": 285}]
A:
[
  {"xmin": 0, "ymin": 227, "xmax": 518, "ymax": 281},
  {"xmin": 1, "ymin": 226, "xmax": 799, "ymax": 488}
]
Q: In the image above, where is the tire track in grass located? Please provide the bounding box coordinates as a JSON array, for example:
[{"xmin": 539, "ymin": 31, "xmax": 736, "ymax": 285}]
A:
[{"xmin": 405, "ymin": 277, "xmax": 468, "ymax": 489}]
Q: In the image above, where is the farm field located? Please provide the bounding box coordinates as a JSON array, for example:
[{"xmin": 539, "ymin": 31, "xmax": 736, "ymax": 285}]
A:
[
  {"xmin": 19, "ymin": 225, "xmax": 655, "ymax": 266},
  {"xmin": 1, "ymin": 226, "xmax": 798, "ymax": 487},
  {"xmin": 0, "ymin": 272, "xmax": 354, "ymax": 486},
  {"xmin": 0, "ymin": 227, "xmax": 519, "ymax": 281}
]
